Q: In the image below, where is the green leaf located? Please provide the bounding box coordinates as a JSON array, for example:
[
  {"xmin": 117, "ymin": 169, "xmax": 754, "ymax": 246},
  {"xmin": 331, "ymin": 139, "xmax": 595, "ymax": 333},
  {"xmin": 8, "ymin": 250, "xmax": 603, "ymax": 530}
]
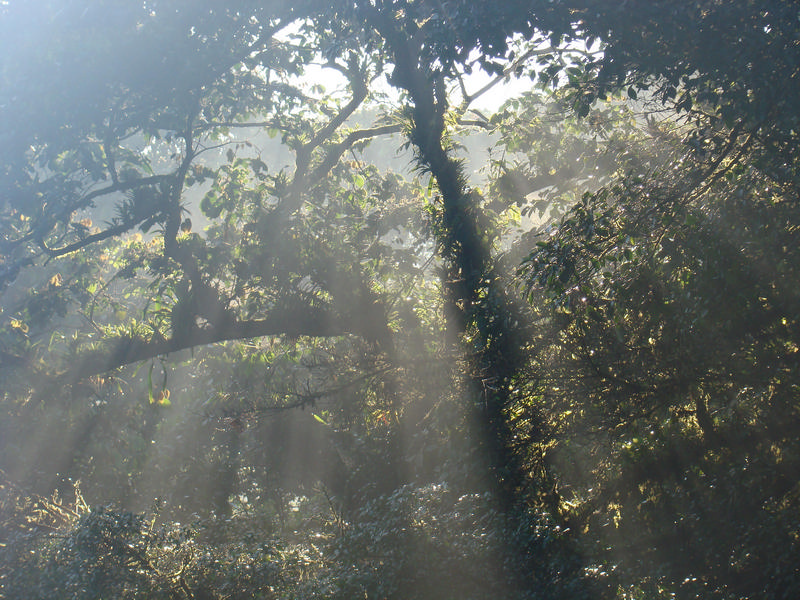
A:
[
  {"xmin": 147, "ymin": 362, "xmax": 155, "ymax": 404},
  {"xmin": 200, "ymin": 192, "xmax": 223, "ymax": 219},
  {"xmin": 312, "ymin": 413, "xmax": 329, "ymax": 426}
]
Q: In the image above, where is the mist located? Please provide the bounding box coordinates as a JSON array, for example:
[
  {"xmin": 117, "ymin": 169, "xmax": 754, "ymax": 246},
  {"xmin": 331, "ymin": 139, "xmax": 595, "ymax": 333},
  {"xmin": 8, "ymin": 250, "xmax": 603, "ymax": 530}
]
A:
[{"xmin": 1, "ymin": 2, "xmax": 799, "ymax": 599}]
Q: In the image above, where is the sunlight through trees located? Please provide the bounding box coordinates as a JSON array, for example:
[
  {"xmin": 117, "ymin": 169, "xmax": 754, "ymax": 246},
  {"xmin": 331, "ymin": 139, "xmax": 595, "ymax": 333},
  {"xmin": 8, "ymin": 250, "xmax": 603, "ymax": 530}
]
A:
[{"xmin": 1, "ymin": 1, "xmax": 799, "ymax": 598}]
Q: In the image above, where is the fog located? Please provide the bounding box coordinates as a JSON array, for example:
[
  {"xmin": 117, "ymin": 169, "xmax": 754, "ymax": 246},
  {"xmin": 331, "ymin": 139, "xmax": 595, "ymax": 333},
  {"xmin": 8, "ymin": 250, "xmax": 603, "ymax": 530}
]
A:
[{"xmin": 1, "ymin": 2, "xmax": 798, "ymax": 599}]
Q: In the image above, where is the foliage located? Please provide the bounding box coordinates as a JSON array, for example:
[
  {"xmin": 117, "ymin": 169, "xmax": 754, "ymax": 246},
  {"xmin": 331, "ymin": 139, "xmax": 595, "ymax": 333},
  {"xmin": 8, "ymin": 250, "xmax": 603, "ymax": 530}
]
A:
[
  {"xmin": 0, "ymin": 480, "xmax": 310, "ymax": 600},
  {"xmin": 1, "ymin": 480, "xmax": 598, "ymax": 600},
  {"xmin": 0, "ymin": 1, "xmax": 799, "ymax": 599},
  {"xmin": 513, "ymin": 5, "xmax": 800, "ymax": 595},
  {"xmin": 297, "ymin": 483, "xmax": 596, "ymax": 600}
]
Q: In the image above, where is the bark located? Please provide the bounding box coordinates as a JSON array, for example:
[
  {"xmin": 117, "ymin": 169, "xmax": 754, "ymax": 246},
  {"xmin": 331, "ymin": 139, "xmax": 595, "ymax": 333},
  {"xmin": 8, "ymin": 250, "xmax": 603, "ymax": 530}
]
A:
[{"xmin": 368, "ymin": 7, "xmax": 533, "ymax": 512}]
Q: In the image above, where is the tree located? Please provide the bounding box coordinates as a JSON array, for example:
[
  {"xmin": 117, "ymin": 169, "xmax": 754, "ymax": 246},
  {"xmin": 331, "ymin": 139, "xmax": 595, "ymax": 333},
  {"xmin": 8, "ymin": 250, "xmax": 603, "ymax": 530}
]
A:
[
  {"xmin": 2, "ymin": 1, "xmax": 800, "ymax": 599},
  {"xmin": 511, "ymin": 2, "xmax": 800, "ymax": 596},
  {"xmin": 0, "ymin": 1, "xmax": 599, "ymax": 598}
]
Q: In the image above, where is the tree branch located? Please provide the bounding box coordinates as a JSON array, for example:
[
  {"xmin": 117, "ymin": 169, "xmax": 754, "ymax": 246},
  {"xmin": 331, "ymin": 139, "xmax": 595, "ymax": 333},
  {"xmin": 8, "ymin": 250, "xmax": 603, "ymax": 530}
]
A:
[
  {"xmin": 308, "ymin": 123, "xmax": 402, "ymax": 183},
  {"xmin": 67, "ymin": 304, "xmax": 356, "ymax": 380},
  {"xmin": 40, "ymin": 221, "xmax": 133, "ymax": 258}
]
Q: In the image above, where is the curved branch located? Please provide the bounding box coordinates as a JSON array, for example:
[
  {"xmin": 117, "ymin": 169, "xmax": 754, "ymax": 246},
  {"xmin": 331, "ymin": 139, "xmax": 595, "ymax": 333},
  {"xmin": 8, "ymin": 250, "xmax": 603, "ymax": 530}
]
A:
[
  {"xmin": 308, "ymin": 123, "xmax": 402, "ymax": 183},
  {"xmin": 41, "ymin": 221, "xmax": 133, "ymax": 258},
  {"xmin": 67, "ymin": 304, "xmax": 357, "ymax": 380}
]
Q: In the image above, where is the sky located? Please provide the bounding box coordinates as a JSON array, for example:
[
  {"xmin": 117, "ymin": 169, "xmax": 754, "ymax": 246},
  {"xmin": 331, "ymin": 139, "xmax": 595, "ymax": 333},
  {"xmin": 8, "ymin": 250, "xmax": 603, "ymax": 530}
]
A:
[{"xmin": 297, "ymin": 60, "xmax": 532, "ymax": 114}]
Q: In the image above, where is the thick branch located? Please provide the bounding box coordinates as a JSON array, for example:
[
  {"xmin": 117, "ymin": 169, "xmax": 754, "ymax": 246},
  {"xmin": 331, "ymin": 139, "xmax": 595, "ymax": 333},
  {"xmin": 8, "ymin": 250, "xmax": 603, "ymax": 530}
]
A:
[{"xmin": 68, "ymin": 305, "xmax": 355, "ymax": 380}]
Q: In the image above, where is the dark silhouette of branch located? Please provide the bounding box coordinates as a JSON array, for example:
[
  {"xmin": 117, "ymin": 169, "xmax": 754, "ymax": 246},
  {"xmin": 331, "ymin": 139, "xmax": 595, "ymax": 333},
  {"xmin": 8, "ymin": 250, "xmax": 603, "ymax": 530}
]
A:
[
  {"xmin": 41, "ymin": 222, "xmax": 134, "ymax": 258},
  {"xmin": 309, "ymin": 124, "xmax": 402, "ymax": 183},
  {"xmin": 66, "ymin": 304, "xmax": 368, "ymax": 380}
]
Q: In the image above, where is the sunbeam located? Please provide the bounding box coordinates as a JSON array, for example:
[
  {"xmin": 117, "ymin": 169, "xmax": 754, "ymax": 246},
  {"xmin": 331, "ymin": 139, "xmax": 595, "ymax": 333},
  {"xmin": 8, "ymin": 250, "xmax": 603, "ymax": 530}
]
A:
[{"xmin": 1, "ymin": 1, "xmax": 799, "ymax": 599}]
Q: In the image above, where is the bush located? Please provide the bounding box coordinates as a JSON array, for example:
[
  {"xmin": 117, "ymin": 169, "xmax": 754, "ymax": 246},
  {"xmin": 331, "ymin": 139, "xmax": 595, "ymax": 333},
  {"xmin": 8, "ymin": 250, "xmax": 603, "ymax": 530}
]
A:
[{"xmin": 296, "ymin": 483, "xmax": 597, "ymax": 600}]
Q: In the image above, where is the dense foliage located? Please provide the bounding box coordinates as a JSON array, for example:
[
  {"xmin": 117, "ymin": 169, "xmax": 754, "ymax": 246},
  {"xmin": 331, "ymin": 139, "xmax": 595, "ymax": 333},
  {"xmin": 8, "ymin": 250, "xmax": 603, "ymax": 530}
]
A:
[{"xmin": 1, "ymin": 1, "xmax": 798, "ymax": 598}]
